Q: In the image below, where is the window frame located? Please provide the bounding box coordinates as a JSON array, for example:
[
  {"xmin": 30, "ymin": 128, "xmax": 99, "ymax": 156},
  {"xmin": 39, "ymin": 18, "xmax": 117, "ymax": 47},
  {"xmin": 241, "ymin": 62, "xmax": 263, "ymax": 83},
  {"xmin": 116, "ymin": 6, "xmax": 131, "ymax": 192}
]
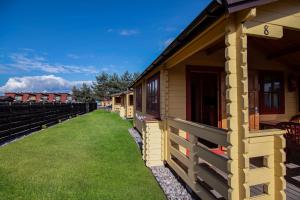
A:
[
  {"xmin": 259, "ymin": 71, "xmax": 285, "ymax": 115},
  {"xmin": 146, "ymin": 73, "xmax": 160, "ymax": 117},
  {"xmin": 129, "ymin": 94, "xmax": 134, "ymax": 106},
  {"xmin": 115, "ymin": 97, "xmax": 121, "ymax": 104},
  {"xmin": 135, "ymin": 84, "xmax": 142, "ymax": 111}
]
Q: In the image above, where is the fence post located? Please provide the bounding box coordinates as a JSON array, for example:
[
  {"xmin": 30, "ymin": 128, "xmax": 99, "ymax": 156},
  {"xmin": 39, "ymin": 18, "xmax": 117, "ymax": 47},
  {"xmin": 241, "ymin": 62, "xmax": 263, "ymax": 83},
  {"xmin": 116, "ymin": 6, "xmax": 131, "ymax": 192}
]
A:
[{"xmin": 85, "ymin": 103, "xmax": 89, "ymax": 113}]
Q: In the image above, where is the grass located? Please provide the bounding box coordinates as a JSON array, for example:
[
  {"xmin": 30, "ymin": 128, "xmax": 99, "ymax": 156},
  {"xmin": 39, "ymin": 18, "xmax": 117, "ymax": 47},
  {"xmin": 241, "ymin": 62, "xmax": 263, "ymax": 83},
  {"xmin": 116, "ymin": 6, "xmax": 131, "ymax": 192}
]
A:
[{"xmin": 0, "ymin": 110, "xmax": 166, "ymax": 200}]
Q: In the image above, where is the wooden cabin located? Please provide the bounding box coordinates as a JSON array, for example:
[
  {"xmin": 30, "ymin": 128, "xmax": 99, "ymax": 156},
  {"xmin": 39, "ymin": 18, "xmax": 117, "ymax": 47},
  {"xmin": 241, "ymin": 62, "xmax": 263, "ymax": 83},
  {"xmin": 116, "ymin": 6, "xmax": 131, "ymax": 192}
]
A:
[
  {"xmin": 111, "ymin": 91, "xmax": 134, "ymax": 119},
  {"xmin": 130, "ymin": 0, "xmax": 300, "ymax": 199},
  {"xmin": 98, "ymin": 99, "xmax": 112, "ymax": 107}
]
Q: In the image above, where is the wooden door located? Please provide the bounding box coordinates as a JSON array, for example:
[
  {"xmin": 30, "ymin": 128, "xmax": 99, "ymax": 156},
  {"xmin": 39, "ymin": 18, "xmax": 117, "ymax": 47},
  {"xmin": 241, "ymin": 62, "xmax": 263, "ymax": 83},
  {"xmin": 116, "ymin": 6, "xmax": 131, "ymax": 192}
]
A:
[
  {"xmin": 248, "ymin": 70, "xmax": 260, "ymax": 131},
  {"xmin": 190, "ymin": 73, "xmax": 219, "ymax": 127}
]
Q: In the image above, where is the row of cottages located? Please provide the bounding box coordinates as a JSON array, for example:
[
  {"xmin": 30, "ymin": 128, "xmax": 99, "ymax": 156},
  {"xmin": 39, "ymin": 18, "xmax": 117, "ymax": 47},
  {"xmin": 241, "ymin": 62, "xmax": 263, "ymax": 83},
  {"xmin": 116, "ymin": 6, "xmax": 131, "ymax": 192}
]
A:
[
  {"xmin": 111, "ymin": 91, "xmax": 134, "ymax": 118},
  {"xmin": 130, "ymin": 0, "xmax": 300, "ymax": 199},
  {"xmin": 98, "ymin": 99, "xmax": 112, "ymax": 107},
  {"xmin": 5, "ymin": 92, "xmax": 73, "ymax": 103}
]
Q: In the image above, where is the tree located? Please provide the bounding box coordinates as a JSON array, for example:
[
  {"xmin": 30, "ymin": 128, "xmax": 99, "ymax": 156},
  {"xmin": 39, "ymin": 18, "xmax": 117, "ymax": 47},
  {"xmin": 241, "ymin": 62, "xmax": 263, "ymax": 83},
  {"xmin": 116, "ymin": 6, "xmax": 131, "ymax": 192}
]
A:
[
  {"xmin": 92, "ymin": 72, "xmax": 110, "ymax": 100},
  {"xmin": 72, "ymin": 84, "xmax": 94, "ymax": 102},
  {"xmin": 80, "ymin": 83, "xmax": 94, "ymax": 102},
  {"xmin": 72, "ymin": 86, "xmax": 81, "ymax": 101},
  {"xmin": 92, "ymin": 71, "xmax": 140, "ymax": 101}
]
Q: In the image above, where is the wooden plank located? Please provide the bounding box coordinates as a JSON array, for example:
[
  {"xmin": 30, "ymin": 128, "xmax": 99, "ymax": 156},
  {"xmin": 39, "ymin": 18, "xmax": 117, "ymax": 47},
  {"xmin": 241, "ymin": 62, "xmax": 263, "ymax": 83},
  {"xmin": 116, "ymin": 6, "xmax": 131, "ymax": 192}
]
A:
[
  {"xmin": 169, "ymin": 131, "xmax": 192, "ymax": 149},
  {"xmin": 167, "ymin": 117, "xmax": 229, "ymax": 147},
  {"xmin": 197, "ymin": 144, "xmax": 228, "ymax": 173},
  {"xmin": 167, "ymin": 159, "xmax": 217, "ymax": 200},
  {"xmin": 248, "ymin": 168, "xmax": 272, "ymax": 185},
  {"xmin": 170, "ymin": 146, "xmax": 192, "ymax": 169},
  {"xmin": 248, "ymin": 194, "xmax": 272, "ymax": 200},
  {"xmin": 198, "ymin": 163, "xmax": 229, "ymax": 199}
]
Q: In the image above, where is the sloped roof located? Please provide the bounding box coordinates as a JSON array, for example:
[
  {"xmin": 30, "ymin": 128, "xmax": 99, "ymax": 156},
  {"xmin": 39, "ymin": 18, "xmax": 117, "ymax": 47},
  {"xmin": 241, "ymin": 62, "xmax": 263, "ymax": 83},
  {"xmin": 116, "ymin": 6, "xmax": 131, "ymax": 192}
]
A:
[
  {"xmin": 224, "ymin": 0, "xmax": 277, "ymax": 13},
  {"xmin": 130, "ymin": 0, "xmax": 278, "ymax": 87},
  {"xmin": 0, "ymin": 96, "xmax": 14, "ymax": 102}
]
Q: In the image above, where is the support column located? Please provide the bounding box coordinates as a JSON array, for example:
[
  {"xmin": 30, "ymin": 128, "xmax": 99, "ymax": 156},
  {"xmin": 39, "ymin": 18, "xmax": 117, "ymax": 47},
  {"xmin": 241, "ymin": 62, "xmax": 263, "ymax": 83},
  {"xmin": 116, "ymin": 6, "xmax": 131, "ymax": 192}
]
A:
[
  {"xmin": 161, "ymin": 69, "xmax": 169, "ymax": 161},
  {"xmin": 226, "ymin": 16, "xmax": 286, "ymax": 200},
  {"xmin": 225, "ymin": 17, "xmax": 249, "ymax": 200}
]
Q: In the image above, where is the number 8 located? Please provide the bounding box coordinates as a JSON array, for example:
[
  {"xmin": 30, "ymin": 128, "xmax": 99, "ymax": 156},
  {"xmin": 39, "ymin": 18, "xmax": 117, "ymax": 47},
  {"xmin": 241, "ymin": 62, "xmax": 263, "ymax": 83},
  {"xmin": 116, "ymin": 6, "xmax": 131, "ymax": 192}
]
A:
[{"xmin": 264, "ymin": 25, "xmax": 269, "ymax": 35}]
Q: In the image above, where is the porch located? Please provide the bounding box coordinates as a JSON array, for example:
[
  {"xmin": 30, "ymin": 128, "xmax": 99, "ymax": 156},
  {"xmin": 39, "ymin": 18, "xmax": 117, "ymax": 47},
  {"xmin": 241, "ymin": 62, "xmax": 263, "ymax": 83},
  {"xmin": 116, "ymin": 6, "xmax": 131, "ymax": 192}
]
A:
[
  {"xmin": 111, "ymin": 91, "xmax": 134, "ymax": 119},
  {"xmin": 132, "ymin": 0, "xmax": 300, "ymax": 199},
  {"xmin": 162, "ymin": 26, "xmax": 300, "ymax": 200}
]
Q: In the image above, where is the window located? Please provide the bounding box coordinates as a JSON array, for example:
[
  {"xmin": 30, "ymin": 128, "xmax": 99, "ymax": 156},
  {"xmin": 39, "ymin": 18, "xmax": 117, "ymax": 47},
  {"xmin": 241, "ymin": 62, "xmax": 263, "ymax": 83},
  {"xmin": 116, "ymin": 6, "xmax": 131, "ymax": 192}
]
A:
[
  {"xmin": 129, "ymin": 95, "xmax": 134, "ymax": 106},
  {"xmin": 135, "ymin": 85, "xmax": 142, "ymax": 111},
  {"xmin": 28, "ymin": 95, "xmax": 36, "ymax": 101},
  {"xmin": 259, "ymin": 71, "xmax": 285, "ymax": 114},
  {"xmin": 146, "ymin": 73, "xmax": 160, "ymax": 117},
  {"xmin": 115, "ymin": 97, "xmax": 121, "ymax": 104},
  {"xmin": 299, "ymin": 77, "xmax": 300, "ymax": 112},
  {"xmin": 55, "ymin": 96, "xmax": 61, "ymax": 102},
  {"xmin": 67, "ymin": 96, "xmax": 72, "ymax": 101},
  {"xmin": 41, "ymin": 96, "xmax": 48, "ymax": 101},
  {"xmin": 15, "ymin": 96, "xmax": 22, "ymax": 101}
]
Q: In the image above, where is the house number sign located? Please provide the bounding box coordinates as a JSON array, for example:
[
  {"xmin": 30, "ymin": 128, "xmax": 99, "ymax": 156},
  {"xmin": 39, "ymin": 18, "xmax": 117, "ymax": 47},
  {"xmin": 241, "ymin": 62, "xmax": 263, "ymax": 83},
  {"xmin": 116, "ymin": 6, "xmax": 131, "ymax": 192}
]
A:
[{"xmin": 245, "ymin": 21, "xmax": 283, "ymax": 39}]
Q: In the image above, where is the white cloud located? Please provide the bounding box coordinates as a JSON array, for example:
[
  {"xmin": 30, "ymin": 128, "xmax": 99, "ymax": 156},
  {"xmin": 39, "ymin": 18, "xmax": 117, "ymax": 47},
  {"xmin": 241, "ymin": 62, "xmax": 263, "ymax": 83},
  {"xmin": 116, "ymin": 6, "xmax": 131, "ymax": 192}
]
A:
[
  {"xmin": 18, "ymin": 48, "xmax": 35, "ymax": 52},
  {"xmin": 67, "ymin": 53, "xmax": 80, "ymax": 59},
  {"xmin": 163, "ymin": 37, "xmax": 175, "ymax": 47},
  {"xmin": 119, "ymin": 29, "xmax": 139, "ymax": 36},
  {"xmin": 107, "ymin": 28, "xmax": 139, "ymax": 36},
  {"xmin": 3, "ymin": 52, "xmax": 98, "ymax": 74},
  {"xmin": 0, "ymin": 75, "xmax": 92, "ymax": 93}
]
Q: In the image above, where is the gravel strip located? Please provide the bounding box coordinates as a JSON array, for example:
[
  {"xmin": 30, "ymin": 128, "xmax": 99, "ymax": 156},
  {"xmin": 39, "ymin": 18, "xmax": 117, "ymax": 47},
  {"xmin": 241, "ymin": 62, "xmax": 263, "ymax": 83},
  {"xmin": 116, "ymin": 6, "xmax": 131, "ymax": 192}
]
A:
[
  {"xmin": 128, "ymin": 128, "xmax": 196, "ymax": 200},
  {"xmin": 150, "ymin": 166, "xmax": 196, "ymax": 200},
  {"xmin": 128, "ymin": 128, "xmax": 143, "ymax": 151}
]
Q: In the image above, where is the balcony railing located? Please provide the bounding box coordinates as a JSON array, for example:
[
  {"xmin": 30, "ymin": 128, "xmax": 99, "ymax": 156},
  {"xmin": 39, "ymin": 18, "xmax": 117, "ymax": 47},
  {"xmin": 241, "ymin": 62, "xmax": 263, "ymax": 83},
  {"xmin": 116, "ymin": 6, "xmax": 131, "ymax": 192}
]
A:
[{"xmin": 166, "ymin": 116, "xmax": 230, "ymax": 199}]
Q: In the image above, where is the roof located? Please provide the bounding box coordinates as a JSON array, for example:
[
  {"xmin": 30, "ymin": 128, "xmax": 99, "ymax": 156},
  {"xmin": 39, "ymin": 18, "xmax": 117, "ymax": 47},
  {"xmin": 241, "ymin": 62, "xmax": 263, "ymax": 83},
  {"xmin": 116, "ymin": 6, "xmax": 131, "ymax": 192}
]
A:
[
  {"xmin": 0, "ymin": 96, "xmax": 14, "ymax": 102},
  {"xmin": 130, "ymin": 0, "xmax": 278, "ymax": 87},
  {"xmin": 111, "ymin": 90, "xmax": 133, "ymax": 97},
  {"xmin": 224, "ymin": 0, "xmax": 277, "ymax": 13}
]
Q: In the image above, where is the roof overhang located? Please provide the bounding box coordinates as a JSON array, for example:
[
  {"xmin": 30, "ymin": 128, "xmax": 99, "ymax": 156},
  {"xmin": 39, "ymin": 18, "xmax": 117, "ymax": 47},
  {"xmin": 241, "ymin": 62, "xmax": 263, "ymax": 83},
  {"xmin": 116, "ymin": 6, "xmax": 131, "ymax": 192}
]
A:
[
  {"xmin": 129, "ymin": 0, "xmax": 278, "ymax": 88},
  {"xmin": 223, "ymin": 0, "xmax": 278, "ymax": 13}
]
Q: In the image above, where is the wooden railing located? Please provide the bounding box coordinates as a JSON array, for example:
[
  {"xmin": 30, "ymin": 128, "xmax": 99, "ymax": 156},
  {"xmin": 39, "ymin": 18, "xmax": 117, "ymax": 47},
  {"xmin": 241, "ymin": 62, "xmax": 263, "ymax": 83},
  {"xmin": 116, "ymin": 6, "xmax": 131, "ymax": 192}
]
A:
[{"xmin": 166, "ymin": 117, "xmax": 230, "ymax": 200}]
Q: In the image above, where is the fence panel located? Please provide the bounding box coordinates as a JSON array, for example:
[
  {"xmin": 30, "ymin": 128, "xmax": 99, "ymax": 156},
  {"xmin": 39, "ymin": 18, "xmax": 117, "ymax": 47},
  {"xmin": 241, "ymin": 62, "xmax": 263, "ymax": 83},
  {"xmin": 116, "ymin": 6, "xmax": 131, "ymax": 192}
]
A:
[{"xmin": 0, "ymin": 102, "xmax": 97, "ymax": 144}]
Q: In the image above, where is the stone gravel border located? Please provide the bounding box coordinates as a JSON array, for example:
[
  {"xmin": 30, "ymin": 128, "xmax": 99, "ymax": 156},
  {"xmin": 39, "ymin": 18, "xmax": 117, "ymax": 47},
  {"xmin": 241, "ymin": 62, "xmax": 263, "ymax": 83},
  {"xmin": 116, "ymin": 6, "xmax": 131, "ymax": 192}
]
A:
[{"xmin": 128, "ymin": 128, "xmax": 196, "ymax": 200}]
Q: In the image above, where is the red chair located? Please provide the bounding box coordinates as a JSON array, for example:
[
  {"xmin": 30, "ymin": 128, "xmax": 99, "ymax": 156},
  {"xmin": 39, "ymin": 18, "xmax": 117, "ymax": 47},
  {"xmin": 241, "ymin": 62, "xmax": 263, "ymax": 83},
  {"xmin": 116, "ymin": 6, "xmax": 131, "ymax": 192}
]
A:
[
  {"xmin": 277, "ymin": 122, "xmax": 300, "ymax": 162},
  {"xmin": 290, "ymin": 114, "xmax": 300, "ymax": 123}
]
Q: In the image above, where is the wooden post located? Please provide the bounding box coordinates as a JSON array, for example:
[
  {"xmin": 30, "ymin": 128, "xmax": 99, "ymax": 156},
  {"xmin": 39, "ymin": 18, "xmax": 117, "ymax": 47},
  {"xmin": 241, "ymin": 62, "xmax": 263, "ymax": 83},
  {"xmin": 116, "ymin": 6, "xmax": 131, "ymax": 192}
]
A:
[
  {"xmin": 226, "ymin": 14, "xmax": 286, "ymax": 200},
  {"xmin": 225, "ymin": 16, "xmax": 249, "ymax": 200}
]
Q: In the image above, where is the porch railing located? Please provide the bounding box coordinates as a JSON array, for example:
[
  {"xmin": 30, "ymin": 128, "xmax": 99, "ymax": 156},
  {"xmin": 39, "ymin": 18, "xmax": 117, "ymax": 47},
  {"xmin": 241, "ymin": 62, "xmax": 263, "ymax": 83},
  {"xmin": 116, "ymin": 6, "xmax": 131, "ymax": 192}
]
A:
[{"xmin": 166, "ymin": 117, "xmax": 230, "ymax": 200}]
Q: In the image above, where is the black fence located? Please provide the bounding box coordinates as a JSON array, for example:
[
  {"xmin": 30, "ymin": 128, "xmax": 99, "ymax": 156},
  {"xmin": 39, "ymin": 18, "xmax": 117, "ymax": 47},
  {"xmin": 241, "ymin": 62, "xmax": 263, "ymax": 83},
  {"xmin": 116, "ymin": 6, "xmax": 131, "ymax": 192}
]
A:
[{"xmin": 0, "ymin": 102, "xmax": 97, "ymax": 144}]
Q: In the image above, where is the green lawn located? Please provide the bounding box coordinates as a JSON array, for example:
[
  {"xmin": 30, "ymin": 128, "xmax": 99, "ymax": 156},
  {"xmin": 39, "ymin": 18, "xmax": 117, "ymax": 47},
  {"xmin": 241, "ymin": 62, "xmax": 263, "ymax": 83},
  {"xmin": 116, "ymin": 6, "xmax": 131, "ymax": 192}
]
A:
[{"xmin": 0, "ymin": 110, "xmax": 165, "ymax": 200}]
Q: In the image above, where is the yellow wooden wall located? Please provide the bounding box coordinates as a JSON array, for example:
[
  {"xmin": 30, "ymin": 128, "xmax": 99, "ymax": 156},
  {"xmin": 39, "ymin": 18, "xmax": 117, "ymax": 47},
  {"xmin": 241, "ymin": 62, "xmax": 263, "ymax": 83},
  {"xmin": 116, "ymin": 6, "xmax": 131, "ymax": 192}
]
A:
[{"xmin": 167, "ymin": 49, "xmax": 226, "ymax": 124}]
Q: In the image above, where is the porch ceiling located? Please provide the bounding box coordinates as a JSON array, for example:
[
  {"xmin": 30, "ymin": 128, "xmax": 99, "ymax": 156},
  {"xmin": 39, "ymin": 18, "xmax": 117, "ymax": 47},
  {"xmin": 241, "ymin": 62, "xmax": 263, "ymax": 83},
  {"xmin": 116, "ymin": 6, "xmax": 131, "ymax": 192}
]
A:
[{"xmin": 249, "ymin": 29, "xmax": 300, "ymax": 69}]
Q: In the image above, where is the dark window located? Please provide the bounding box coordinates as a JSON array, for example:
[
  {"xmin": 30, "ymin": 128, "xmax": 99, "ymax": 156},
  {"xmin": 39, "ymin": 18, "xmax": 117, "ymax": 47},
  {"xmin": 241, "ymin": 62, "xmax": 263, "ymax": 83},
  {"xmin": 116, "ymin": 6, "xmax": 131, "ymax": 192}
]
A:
[
  {"xmin": 259, "ymin": 71, "xmax": 285, "ymax": 114},
  {"xmin": 299, "ymin": 77, "xmax": 300, "ymax": 112},
  {"xmin": 115, "ymin": 97, "xmax": 121, "ymax": 104},
  {"xmin": 129, "ymin": 95, "xmax": 134, "ymax": 106},
  {"xmin": 146, "ymin": 73, "xmax": 160, "ymax": 117},
  {"xmin": 135, "ymin": 85, "xmax": 142, "ymax": 111}
]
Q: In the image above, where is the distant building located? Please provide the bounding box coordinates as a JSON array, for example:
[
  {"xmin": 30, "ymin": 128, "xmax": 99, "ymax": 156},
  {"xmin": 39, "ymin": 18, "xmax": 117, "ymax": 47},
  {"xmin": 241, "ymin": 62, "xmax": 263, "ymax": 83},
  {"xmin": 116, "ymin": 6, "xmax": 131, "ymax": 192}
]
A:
[
  {"xmin": 98, "ymin": 99, "xmax": 112, "ymax": 107},
  {"xmin": 0, "ymin": 96, "xmax": 14, "ymax": 102},
  {"xmin": 5, "ymin": 92, "xmax": 73, "ymax": 103}
]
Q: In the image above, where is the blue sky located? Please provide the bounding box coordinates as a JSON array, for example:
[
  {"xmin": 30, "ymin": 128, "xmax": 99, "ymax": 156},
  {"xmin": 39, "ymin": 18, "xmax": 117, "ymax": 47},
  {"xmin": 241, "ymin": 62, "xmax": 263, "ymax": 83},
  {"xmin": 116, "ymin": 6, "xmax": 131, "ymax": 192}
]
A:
[{"xmin": 0, "ymin": 0, "xmax": 210, "ymax": 93}]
